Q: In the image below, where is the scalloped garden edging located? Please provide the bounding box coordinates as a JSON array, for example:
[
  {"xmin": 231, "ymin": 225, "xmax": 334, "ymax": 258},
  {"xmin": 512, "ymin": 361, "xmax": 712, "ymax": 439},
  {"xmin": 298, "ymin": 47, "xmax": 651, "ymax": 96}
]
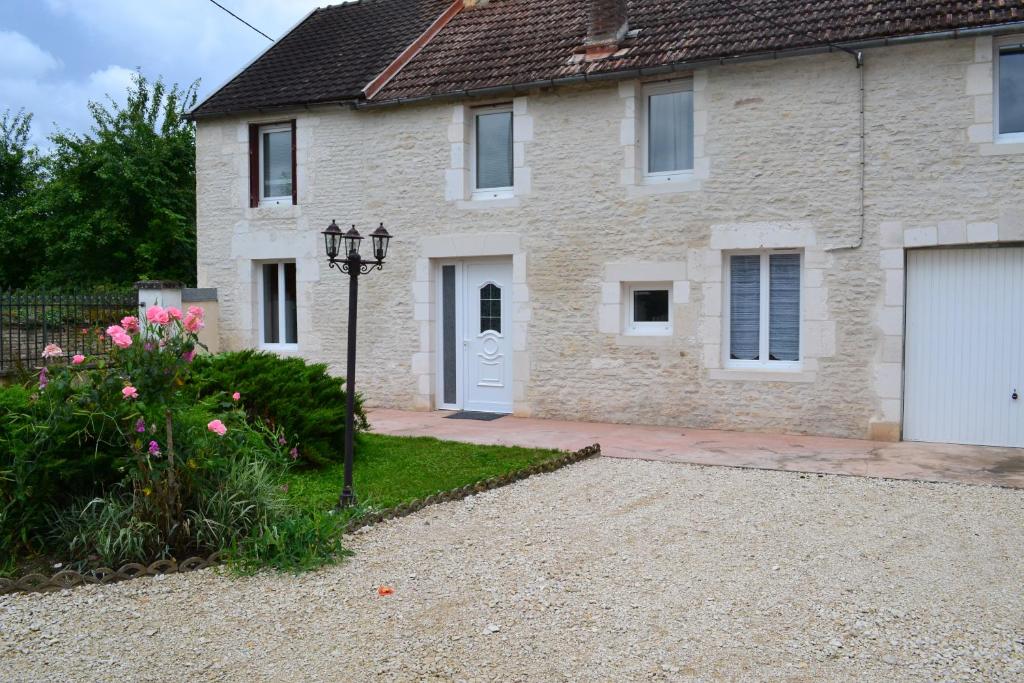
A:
[{"xmin": 0, "ymin": 443, "xmax": 601, "ymax": 595}]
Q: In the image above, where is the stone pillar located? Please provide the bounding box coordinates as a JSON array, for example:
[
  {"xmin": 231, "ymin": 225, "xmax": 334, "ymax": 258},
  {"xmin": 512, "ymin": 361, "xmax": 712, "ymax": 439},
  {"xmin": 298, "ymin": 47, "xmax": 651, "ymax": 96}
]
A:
[{"xmin": 135, "ymin": 280, "xmax": 184, "ymax": 314}]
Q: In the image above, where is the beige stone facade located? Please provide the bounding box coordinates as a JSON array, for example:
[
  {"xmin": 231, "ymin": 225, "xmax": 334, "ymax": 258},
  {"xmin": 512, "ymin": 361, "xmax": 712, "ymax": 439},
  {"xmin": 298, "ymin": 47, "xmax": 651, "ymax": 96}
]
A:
[{"xmin": 196, "ymin": 36, "xmax": 1024, "ymax": 440}]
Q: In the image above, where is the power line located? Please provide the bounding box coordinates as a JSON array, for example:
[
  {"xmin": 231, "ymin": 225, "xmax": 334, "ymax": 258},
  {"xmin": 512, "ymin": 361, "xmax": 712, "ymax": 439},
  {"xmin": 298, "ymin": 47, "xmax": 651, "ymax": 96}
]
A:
[{"xmin": 207, "ymin": 0, "xmax": 274, "ymax": 42}]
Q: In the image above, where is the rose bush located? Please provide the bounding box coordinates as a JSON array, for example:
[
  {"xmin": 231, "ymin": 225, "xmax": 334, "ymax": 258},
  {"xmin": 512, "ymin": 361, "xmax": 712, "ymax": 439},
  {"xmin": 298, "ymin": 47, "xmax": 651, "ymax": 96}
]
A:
[{"xmin": 1, "ymin": 305, "xmax": 346, "ymax": 573}]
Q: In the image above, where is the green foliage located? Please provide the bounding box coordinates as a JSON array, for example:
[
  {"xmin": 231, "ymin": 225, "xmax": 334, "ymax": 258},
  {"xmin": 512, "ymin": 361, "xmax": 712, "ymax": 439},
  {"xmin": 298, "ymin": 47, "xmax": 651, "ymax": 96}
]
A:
[
  {"xmin": 226, "ymin": 509, "xmax": 348, "ymax": 575},
  {"xmin": 0, "ymin": 110, "xmax": 43, "ymax": 288},
  {"xmin": 286, "ymin": 433, "xmax": 565, "ymax": 513},
  {"xmin": 191, "ymin": 351, "xmax": 368, "ymax": 467},
  {"xmin": 0, "ymin": 73, "xmax": 198, "ymax": 290},
  {"xmin": 2, "ymin": 309, "xmax": 348, "ymax": 575}
]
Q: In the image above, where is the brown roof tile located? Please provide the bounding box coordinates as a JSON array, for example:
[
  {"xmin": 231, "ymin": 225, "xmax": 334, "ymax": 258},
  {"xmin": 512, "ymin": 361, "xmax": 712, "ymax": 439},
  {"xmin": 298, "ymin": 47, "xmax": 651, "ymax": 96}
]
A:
[
  {"xmin": 373, "ymin": 0, "xmax": 1024, "ymax": 102},
  {"xmin": 191, "ymin": 0, "xmax": 452, "ymax": 118}
]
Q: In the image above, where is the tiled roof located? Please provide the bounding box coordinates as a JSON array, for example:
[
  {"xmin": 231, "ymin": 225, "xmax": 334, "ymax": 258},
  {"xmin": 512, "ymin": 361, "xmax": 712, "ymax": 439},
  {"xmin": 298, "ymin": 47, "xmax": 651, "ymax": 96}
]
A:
[
  {"xmin": 191, "ymin": 0, "xmax": 452, "ymax": 118},
  {"xmin": 373, "ymin": 0, "xmax": 1024, "ymax": 102}
]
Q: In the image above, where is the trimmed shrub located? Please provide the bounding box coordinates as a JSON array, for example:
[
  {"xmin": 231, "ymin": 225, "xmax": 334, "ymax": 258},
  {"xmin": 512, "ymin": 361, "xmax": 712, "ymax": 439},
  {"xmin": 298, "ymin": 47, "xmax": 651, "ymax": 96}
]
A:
[{"xmin": 191, "ymin": 351, "xmax": 368, "ymax": 467}]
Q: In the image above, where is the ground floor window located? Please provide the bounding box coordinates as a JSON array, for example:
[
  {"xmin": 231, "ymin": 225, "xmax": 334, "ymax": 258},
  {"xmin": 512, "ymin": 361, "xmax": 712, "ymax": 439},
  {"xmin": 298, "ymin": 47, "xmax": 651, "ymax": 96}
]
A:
[
  {"xmin": 259, "ymin": 261, "xmax": 297, "ymax": 348},
  {"xmin": 625, "ymin": 283, "xmax": 672, "ymax": 335},
  {"xmin": 726, "ymin": 251, "xmax": 801, "ymax": 366}
]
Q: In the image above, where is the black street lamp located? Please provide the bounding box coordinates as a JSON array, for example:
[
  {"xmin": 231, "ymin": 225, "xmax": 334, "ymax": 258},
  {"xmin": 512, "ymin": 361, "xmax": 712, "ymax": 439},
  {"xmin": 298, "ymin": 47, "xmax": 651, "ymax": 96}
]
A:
[{"xmin": 321, "ymin": 219, "xmax": 391, "ymax": 507}]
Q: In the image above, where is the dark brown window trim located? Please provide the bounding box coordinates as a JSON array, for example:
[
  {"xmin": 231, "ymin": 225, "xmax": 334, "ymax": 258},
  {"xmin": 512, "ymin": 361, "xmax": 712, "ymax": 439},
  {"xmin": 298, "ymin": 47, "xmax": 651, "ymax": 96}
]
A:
[{"xmin": 248, "ymin": 120, "xmax": 298, "ymax": 208}]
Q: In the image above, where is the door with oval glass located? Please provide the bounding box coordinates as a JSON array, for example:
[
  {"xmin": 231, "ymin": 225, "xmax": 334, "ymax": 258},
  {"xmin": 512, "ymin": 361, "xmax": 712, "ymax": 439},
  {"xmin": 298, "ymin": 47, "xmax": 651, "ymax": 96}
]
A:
[{"xmin": 436, "ymin": 258, "xmax": 513, "ymax": 414}]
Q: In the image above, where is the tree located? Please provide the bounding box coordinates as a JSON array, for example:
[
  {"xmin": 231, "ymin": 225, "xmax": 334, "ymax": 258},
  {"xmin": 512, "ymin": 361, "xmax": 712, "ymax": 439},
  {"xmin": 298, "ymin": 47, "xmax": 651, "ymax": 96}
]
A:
[
  {"xmin": 0, "ymin": 110, "xmax": 44, "ymax": 288},
  {"xmin": 0, "ymin": 73, "xmax": 199, "ymax": 290}
]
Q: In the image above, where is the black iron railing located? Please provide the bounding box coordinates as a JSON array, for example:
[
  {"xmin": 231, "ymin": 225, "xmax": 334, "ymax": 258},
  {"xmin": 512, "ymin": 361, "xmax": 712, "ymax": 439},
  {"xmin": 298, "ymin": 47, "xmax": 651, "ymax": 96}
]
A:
[{"xmin": 0, "ymin": 290, "xmax": 137, "ymax": 374}]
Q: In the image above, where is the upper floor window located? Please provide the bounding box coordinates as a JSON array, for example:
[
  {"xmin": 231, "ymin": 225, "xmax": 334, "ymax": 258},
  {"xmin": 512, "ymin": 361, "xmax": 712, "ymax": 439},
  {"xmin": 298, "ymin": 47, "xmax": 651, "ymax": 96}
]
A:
[
  {"xmin": 997, "ymin": 38, "xmax": 1024, "ymax": 139},
  {"xmin": 259, "ymin": 261, "xmax": 298, "ymax": 349},
  {"xmin": 472, "ymin": 105, "xmax": 513, "ymax": 198},
  {"xmin": 726, "ymin": 251, "xmax": 801, "ymax": 368},
  {"xmin": 642, "ymin": 80, "xmax": 694, "ymax": 180},
  {"xmin": 248, "ymin": 120, "xmax": 295, "ymax": 207}
]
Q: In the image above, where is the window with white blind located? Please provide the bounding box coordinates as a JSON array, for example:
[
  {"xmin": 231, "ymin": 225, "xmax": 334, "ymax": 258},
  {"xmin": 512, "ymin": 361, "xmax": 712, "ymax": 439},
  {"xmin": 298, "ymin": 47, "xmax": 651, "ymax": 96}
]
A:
[
  {"xmin": 997, "ymin": 37, "xmax": 1024, "ymax": 140},
  {"xmin": 725, "ymin": 251, "xmax": 801, "ymax": 368},
  {"xmin": 472, "ymin": 105, "xmax": 514, "ymax": 198},
  {"xmin": 259, "ymin": 261, "xmax": 298, "ymax": 349},
  {"xmin": 258, "ymin": 123, "xmax": 293, "ymax": 204},
  {"xmin": 642, "ymin": 80, "xmax": 694, "ymax": 181}
]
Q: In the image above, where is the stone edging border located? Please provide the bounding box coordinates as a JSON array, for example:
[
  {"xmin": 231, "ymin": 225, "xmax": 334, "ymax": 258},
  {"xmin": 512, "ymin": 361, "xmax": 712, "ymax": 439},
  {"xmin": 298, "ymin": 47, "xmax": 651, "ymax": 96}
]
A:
[
  {"xmin": 0, "ymin": 443, "xmax": 601, "ymax": 596},
  {"xmin": 0, "ymin": 552, "xmax": 224, "ymax": 596}
]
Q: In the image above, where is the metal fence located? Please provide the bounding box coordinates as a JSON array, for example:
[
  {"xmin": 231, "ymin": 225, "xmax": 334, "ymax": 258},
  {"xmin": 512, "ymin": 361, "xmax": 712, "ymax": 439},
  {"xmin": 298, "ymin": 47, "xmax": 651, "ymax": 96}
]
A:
[{"xmin": 0, "ymin": 290, "xmax": 138, "ymax": 374}]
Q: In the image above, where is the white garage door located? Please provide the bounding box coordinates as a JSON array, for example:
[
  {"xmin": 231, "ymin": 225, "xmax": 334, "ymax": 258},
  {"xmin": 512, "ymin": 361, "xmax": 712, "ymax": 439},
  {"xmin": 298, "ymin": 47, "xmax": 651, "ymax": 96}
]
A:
[{"xmin": 904, "ymin": 246, "xmax": 1024, "ymax": 447}]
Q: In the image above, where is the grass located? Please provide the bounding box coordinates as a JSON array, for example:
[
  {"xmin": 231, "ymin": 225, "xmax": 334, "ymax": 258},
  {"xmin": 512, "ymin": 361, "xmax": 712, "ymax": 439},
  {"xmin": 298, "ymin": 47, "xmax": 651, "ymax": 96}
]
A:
[{"xmin": 285, "ymin": 433, "xmax": 565, "ymax": 514}]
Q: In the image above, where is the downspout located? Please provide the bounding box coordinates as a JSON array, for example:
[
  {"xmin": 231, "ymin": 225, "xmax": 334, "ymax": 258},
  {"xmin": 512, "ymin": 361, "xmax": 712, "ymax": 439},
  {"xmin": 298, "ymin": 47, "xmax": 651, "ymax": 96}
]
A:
[{"xmin": 828, "ymin": 51, "xmax": 867, "ymax": 252}]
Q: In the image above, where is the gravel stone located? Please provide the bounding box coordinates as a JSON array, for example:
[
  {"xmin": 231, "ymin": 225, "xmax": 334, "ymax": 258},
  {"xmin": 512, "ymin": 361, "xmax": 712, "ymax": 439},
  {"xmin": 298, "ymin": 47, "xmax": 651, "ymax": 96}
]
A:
[{"xmin": 2, "ymin": 458, "xmax": 1022, "ymax": 681}]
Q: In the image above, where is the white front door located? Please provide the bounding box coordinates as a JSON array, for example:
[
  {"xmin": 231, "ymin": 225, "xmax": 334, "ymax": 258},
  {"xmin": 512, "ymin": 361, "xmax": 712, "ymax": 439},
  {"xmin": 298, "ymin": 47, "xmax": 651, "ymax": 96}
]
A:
[
  {"xmin": 904, "ymin": 246, "xmax": 1024, "ymax": 447},
  {"xmin": 436, "ymin": 258, "xmax": 513, "ymax": 414}
]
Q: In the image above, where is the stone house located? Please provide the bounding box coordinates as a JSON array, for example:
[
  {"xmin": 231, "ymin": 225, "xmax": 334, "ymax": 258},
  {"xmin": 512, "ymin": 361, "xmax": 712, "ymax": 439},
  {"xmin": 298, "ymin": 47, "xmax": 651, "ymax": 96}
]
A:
[{"xmin": 190, "ymin": 0, "xmax": 1024, "ymax": 448}]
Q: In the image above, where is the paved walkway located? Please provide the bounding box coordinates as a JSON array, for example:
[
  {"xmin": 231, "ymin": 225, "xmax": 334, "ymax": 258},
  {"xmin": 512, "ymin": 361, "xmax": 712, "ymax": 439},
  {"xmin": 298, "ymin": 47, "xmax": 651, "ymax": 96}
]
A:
[{"xmin": 370, "ymin": 408, "xmax": 1024, "ymax": 488}]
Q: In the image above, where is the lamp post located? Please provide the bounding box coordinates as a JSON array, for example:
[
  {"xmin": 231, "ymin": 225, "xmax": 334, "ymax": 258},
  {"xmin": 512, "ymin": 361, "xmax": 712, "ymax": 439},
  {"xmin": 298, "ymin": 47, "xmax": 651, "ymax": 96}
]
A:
[{"xmin": 322, "ymin": 219, "xmax": 392, "ymax": 507}]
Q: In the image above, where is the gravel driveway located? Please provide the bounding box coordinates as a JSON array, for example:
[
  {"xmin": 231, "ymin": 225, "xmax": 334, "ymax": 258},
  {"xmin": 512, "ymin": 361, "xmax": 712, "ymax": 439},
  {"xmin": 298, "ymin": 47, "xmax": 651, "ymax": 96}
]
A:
[{"xmin": 2, "ymin": 458, "xmax": 1022, "ymax": 682}]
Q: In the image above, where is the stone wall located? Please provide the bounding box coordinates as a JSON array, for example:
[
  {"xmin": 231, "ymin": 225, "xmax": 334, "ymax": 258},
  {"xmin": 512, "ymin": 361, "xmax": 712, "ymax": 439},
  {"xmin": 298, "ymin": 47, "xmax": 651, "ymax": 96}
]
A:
[{"xmin": 195, "ymin": 36, "xmax": 1024, "ymax": 439}]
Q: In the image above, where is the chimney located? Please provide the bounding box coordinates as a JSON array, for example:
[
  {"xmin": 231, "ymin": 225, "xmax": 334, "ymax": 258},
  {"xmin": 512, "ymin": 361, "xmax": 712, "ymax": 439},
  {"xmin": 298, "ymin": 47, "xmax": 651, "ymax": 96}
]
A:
[{"xmin": 584, "ymin": 0, "xmax": 628, "ymax": 59}]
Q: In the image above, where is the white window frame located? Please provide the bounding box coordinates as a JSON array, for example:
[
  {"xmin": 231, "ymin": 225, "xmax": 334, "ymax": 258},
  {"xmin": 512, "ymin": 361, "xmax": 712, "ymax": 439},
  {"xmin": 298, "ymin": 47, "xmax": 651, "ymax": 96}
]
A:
[
  {"xmin": 258, "ymin": 123, "xmax": 293, "ymax": 206},
  {"xmin": 624, "ymin": 283, "xmax": 673, "ymax": 336},
  {"xmin": 995, "ymin": 35, "xmax": 1024, "ymax": 144},
  {"xmin": 257, "ymin": 260, "xmax": 298, "ymax": 351},
  {"xmin": 723, "ymin": 250, "xmax": 803, "ymax": 370},
  {"xmin": 640, "ymin": 79, "xmax": 695, "ymax": 184},
  {"xmin": 470, "ymin": 103, "xmax": 514, "ymax": 200}
]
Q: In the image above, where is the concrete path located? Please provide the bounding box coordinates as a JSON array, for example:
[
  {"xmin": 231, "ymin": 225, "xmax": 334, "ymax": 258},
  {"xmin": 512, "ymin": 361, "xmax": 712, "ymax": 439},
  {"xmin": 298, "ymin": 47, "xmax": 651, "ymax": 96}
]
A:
[{"xmin": 369, "ymin": 408, "xmax": 1024, "ymax": 488}]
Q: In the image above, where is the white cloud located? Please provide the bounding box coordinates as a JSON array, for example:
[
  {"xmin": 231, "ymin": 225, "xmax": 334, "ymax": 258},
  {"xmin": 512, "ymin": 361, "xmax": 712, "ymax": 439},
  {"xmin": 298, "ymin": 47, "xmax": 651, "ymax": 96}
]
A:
[
  {"xmin": 7, "ymin": 1, "xmax": 332, "ymax": 147},
  {"xmin": 2, "ymin": 65, "xmax": 136, "ymax": 148},
  {"xmin": 0, "ymin": 30, "xmax": 62, "ymax": 78}
]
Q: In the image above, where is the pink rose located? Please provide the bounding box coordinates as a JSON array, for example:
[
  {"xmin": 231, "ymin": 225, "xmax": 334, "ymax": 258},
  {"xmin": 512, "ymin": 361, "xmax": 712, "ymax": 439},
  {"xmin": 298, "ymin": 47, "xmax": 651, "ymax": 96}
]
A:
[
  {"xmin": 183, "ymin": 308, "xmax": 204, "ymax": 333},
  {"xmin": 232, "ymin": 391, "xmax": 241, "ymax": 401},
  {"xmin": 146, "ymin": 305, "xmax": 170, "ymax": 325},
  {"xmin": 111, "ymin": 332, "xmax": 133, "ymax": 349},
  {"xmin": 166, "ymin": 307, "xmax": 182, "ymax": 321},
  {"xmin": 122, "ymin": 386, "xmax": 139, "ymax": 400},
  {"xmin": 207, "ymin": 419, "xmax": 227, "ymax": 436},
  {"xmin": 120, "ymin": 316, "xmax": 140, "ymax": 333},
  {"xmin": 72, "ymin": 354, "xmax": 85, "ymax": 365},
  {"xmin": 181, "ymin": 349, "xmax": 196, "ymax": 363},
  {"xmin": 41, "ymin": 343, "xmax": 62, "ymax": 359},
  {"xmin": 105, "ymin": 324, "xmax": 125, "ymax": 338}
]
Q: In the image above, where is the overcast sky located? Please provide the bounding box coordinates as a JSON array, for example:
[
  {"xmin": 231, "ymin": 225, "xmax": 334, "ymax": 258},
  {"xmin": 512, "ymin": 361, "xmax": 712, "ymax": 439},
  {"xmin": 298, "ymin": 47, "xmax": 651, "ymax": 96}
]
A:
[{"xmin": 1, "ymin": 0, "xmax": 326, "ymax": 148}]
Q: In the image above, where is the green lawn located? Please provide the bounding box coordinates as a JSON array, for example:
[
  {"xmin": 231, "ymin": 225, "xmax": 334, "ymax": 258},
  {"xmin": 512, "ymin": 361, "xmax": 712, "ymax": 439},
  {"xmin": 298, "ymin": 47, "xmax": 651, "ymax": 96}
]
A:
[{"xmin": 285, "ymin": 433, "xmax": 565, "ymax": 513}]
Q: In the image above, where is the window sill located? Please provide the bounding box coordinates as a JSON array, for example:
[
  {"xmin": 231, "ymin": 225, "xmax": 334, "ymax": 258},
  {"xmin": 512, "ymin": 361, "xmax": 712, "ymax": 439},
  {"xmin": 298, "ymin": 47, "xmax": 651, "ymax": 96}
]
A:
[
  {"xmin": 455, "ymin": 196, "xmax": 521, "ymax": 211},
  {"xmin": 709, "ymin": 367, "xmax": 815, "ymax": 383},
  {"xmin": 626, "ymin": 176, "xmax": 702, "ymax": 198},
  {"xmin": 979, "ymin": 139, "xmax": 1024, "ymax": 156},
  {"xmin": 260, "ymin": 344, "xmax": 299, "ymax": 354}
]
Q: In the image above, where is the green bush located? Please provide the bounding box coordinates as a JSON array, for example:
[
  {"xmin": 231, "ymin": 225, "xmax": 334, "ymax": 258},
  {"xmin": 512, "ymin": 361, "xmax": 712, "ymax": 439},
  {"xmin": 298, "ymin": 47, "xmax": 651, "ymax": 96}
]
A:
[{"xmin": 191, "ymin": 351, "xmax": 368, "ymax": 467}]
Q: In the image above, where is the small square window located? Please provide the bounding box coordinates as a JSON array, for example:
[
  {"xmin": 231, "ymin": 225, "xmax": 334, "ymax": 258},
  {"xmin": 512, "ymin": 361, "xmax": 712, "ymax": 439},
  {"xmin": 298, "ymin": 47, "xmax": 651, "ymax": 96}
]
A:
[
  {"xmin": 259, "ymin": 261, "xmax": 298, "ymax": 348},
  {"xmin": 997, "ymin": 39, "xmax": 1024, "ymax": 138},
  {"xmin": 625, "ymin": 284, "xmax": 672, "ymax": 336},
  {"xmin": 472, "ymin": 105, "xmax": 513, "ymax": 198}
]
